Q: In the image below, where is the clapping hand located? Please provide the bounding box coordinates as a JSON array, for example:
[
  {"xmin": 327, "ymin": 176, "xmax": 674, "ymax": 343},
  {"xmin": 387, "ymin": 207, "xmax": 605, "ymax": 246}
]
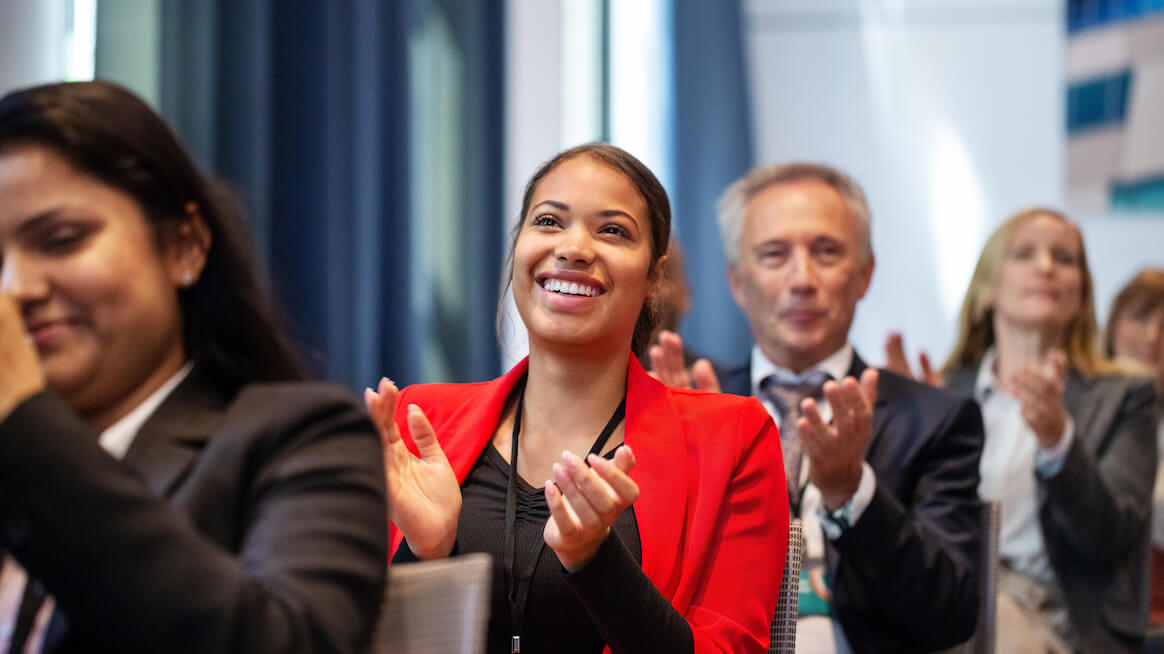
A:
[
  {"xmin": 543, "ymin": 446, "xmax": 639, "ymax": 572},
  {"xmin": 0, "ymin": 293, "xmax": 44, "ymax": 421},
  {"xmin": 647, "ymin": 330, "xmax": 721, "ymax": 393},
  {"xmin": 798, "ymin": 369, "xmax": 879, "ymax": 511},
  {"xmin": 365, "ymin": 378, "xmax": 460, "ymax": 560},
  {"xmin": 1009, "ymin": 349, "xmax": 1069, "ymax": 449},
  {"xmin": 883, "ymin": 332, "xmax": 944, "ymax": 387}
]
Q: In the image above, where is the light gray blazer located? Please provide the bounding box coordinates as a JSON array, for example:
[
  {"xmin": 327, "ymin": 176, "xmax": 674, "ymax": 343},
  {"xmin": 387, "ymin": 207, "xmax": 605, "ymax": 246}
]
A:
[{"xmin": 946, "ymin": 367, "xmax": 1158, "ymax": 653}]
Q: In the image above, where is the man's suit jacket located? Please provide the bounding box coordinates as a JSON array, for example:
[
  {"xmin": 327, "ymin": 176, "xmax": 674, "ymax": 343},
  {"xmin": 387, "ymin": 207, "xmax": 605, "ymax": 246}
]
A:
[
  {"xmin": 390, "ymin": 355, "xmax": 789, "ymax": 654},
  {"xmin": 720, "ymin": 352, "xmax": 984, "ymax": 653},
  {"xmin": 0, "ymin": 370, "xmax": 388, "ymax": 653},
  {"xmin": 946, "ymin": 367, "xmax": 1157, "ymax": 653}
]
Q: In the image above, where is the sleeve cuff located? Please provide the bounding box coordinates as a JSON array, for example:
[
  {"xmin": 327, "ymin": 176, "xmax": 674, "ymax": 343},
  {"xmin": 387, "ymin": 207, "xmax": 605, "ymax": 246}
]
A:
[
  {"xmin": 818, "ymin": 461, "xmax": 876, "ymax": 540},
  {"xmin": 562, "ymin": 529, "xmax": 627, "ymax": 579},
  {"xmin": 1034, "ymin": 417, "xmax": 1074, "ymax": 479}
]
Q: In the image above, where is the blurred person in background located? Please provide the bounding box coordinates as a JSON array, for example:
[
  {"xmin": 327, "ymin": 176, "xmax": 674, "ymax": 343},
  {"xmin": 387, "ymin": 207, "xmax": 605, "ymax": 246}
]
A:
[
  {"xmin": 0, "ymin": 81, "xmax": 388, "ymax": 653},
  {"xmin": 653, "ymin": 161, "xmax": 984, "ymax": 653},
  {"xmin": 639, "ymin": 236, "xmax": 692, "ymax": 368},
  {"xmin": 1104, "ymin": 268, "xmax": 1164, "ymax": 625},
  {"xmin": 367, "ymin": 143, "xmax": 788, "ymax": 653},
  {"xmin": 642, "ymin": 237, "xmax": 722, "ymax": 390},
  {"xmin": 900, "ymin": 208, "xmax": 1158, "ymax": 652}
]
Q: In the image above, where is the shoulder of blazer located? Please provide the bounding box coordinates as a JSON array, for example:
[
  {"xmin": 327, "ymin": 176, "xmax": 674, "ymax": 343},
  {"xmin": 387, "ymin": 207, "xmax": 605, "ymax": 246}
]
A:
[
  {"xmin": 1072, "ymin": 370, "xmax": 1155, "ymax": 398},
  {"xmin": 396, "ymin": 380, "xmax": 497, "ymax": 423},
  {"xmin": 875, "ymin": 367, "xmax": 972, "ymax": 412},
  {"xmin": 224, "ymin": 381, "xmax": 378, "ymax": 445},
  {"xmin": 1067, "ymin": 371, "xmax": 1156, "ymax": 431},
  {"xmin": 943, "ymin": 368, "xmax": 978, "ymax": 399},
  {"xmin": 666, "ymin": 385, "xmax": 772, "ymax": 431},
  {"xmin": 231, "ymin": 381, "xmax": 368, "ymax": 419},
  {"xmin": 716, "ymin": 362, "xmax": 752, "ymax": 397}
]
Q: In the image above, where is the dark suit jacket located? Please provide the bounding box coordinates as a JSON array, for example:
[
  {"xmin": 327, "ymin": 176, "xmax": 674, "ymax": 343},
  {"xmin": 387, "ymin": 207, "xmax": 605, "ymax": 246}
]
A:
[
  {"xmin": 946, "ymin": 367, "xmax": 1158, "ymax": 653},
  {"xmin": 390, "ymin": 355, "xmax": 789, "ymax": 654},
  {"xmin": 720, "ymin": 352, "xmax": 984, "ymax": 653},
  {"xmin": 0, "ymin": 371, "xmax": 388, "ymax": 653}
]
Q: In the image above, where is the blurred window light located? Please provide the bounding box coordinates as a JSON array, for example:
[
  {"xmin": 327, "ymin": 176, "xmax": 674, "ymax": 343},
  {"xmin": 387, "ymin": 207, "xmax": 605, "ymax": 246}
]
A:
[
  {"xmin": 561, "ymin": 0, "xmax": 605, "ymax": 145},
  {"xmin": 607, "ymin": 0, "xmax": 674, "ymax": 194},
  {"xmin": 930, "ymin": 123, "xmax": 986, "ymax": 321},
  {"xmin": 67, "ymin": 0, "xmax": 97, "ymax": 81}
]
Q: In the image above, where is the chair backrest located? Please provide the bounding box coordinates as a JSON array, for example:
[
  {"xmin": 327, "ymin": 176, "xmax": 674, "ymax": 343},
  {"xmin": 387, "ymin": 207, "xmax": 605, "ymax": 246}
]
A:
[
  {"xmin": 367, "ymin": 553, "xmax": 492, "ymax": 654},
  {"xmin": 974, "ymin": 501, "xmax": 1001, "ymax": 654},
  {"xmin": 770, "ymin": 519, "xmax": 804, "ymax": 654},
  {"xmin": 940, "ymin": 500, "xmax": 1002, "ymax": 654}
]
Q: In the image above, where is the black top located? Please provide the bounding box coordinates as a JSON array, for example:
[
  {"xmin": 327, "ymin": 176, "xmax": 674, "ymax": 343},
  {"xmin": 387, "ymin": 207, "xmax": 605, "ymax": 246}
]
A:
[{"xmin": 396, "ymin": 444, "xmax": 693, "ymax": 654}]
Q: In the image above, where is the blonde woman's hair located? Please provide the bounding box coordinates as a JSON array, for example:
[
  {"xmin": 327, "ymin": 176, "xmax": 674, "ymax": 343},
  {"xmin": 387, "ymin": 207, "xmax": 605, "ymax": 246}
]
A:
[{"xmin": 942, "ymin": 207, "xmax": 1113, "ymax": 377}]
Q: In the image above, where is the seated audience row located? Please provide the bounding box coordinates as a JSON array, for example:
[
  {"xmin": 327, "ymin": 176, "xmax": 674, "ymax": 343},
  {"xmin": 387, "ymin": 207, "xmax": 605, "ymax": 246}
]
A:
[
  {"xmin": 1, "ymin": 78, "xmax": 1156, "ymax": 654},
  {"xmin": 0, "ymin": 82, "xmax": 789, "ymax": 654},
  {"xmin": 655, "ymin": 168, "xmax": 1158, "ymax": 652}
]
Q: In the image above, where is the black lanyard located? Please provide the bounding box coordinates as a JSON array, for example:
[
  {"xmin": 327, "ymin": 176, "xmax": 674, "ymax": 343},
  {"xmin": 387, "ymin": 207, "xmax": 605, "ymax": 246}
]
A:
[{"xmin": 504, "ymin": 375, "xmax": 627, "ymax": 654}]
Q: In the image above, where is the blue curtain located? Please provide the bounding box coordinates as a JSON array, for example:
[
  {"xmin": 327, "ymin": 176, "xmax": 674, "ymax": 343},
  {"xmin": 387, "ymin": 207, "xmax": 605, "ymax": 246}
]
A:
[
  {"xmin": 672, "ymin": 0, "xmax": 756, "ymax": 366},
  {"xmin": 156, "ymin": 0, "xmax": 504, "ymax": 389}
]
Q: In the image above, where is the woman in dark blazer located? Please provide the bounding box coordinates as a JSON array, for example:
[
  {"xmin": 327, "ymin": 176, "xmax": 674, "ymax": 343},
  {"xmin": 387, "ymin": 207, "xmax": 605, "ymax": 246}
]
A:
[
  {"xmin": 366, "ymin": 144, "xmax": 788, "ymax": 653},
  {"xmin": 937, "ymin": 208, "xmax": 1157, "ymax": 653},
  {"xmin": 0, "ymin": 81, "xmax": 387, "ymax": 653}
]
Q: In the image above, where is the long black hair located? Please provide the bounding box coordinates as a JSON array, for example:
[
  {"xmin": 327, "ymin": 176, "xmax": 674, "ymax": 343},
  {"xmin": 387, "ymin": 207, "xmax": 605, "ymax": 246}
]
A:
[
  {"xmin": 0, "ymin": 80, "xmax": 305, "ymax": 392},
  {"xmin": 499, "ymin": 143, "xmax": 672, "ymax": 357}
]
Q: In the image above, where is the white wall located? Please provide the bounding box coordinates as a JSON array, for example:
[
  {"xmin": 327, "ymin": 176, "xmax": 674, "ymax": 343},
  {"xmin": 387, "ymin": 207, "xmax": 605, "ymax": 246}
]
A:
[
  {"xmin": 0, "ymin": 0, "xmax": 68, "ymax": 95},
  {"xmin": 502, "ymin": 0, "xmax": 672, "ymax": 370},
  {"xmin": 502, "ymin": 0, "xmax": 565, "ymax": 368},
  {"xmin": 744, "ymin": 0, "xmax": 1164, "ymax": 367}
]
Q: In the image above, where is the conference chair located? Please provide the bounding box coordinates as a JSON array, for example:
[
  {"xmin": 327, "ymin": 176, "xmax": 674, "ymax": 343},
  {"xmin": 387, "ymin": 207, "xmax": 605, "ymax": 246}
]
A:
[
  {"xmin": 942, "ymin": 501, "xmax": 1001, "ymax": 654},
  {"xmin": 368, "ymin": 553, "xmax": 492, "ymax": 654},
  {"xmin": 770, "ymin": 519, "xmax": 805, "ymax": 654}
]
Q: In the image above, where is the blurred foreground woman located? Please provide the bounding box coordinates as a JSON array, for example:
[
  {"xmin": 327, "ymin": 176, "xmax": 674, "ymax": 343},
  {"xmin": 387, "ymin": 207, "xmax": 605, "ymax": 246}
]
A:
[
  {"xmin": 0, "ymin": 81, "xmax": 387, "ymax": 653},
  {"xmin": 367, "ymin": 144, "xmax": 788, "ymax": 654}
]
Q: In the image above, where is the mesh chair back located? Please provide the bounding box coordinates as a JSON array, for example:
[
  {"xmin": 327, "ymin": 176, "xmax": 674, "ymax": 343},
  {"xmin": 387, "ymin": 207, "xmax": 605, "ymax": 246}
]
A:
[
  {"xmin": 368, "ymin": 553, "xmax": 492, "ymax": 654},
  {"xmin": 974, "ymin": 501, "xmax": 1001, "ymax": 654},
  {"xmin": 770, "ymin": 520, "xmax": 804, "ymax": 654},
  {"xmin": 939, "ymin": 500, "xmax": 1002, "ymax": 654}
]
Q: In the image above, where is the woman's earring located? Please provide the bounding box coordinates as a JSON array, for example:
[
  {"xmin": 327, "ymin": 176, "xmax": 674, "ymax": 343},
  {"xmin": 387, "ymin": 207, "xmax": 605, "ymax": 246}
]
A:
[{"xmin": 182, "ymin": 272, "xmax": 194, "ymax": 287}]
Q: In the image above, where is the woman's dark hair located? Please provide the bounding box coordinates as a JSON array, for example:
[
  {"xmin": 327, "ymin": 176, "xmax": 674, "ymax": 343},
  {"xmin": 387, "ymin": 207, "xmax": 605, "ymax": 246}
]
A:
[
  {"xmin": 498, "ymin": 143, "xmax": 672, "ymax": 357},
  {"xmin": 0, "ymin": 80, "xmax": 305, "ymax": 392}
]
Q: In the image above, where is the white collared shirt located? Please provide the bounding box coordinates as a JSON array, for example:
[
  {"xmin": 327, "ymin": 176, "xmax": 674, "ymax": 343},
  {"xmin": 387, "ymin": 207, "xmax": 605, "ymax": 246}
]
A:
[
  {"xmin": 974, "ymin": 348, "xmax": 1073, "ymax": 583},
  {"xmin": 750, "ymin": 343, "xmax": 875, "ymax": 654},
  {"xmin": 0, "ymin": 362, "xmax": 193, "ymax": 653},
  {"xmin": 99, "ymin": 363, "xmax": 193, "ymax": 459},
  {"xmin": 750, "ymin": 344, "xmax": 854, "ymax": 425}
]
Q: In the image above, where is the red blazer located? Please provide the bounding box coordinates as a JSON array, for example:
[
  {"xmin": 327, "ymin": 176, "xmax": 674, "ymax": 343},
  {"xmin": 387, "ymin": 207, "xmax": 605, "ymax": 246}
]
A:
[{"xmin": 390, "ymin": 355, "xmax": 789, "ymax": 653}]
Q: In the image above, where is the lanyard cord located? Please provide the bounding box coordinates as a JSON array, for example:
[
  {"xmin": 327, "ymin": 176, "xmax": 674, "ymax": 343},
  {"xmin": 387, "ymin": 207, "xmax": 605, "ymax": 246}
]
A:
[{"xmin": 503, "ymin": 374, "xmax": 627, "ymax": 653}]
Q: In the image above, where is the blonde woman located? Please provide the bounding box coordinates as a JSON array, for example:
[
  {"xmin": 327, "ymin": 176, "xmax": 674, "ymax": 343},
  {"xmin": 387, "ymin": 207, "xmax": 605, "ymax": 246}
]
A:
[{"xmin": 939, "ymin": 209, "xmax": 1156, "ymax": 653}]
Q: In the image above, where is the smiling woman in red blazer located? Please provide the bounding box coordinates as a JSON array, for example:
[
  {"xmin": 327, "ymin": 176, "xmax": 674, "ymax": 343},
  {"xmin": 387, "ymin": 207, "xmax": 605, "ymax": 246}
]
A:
[{"xmin": 366, "ymin": 143, "xmax": 788, "ymax": 654}]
